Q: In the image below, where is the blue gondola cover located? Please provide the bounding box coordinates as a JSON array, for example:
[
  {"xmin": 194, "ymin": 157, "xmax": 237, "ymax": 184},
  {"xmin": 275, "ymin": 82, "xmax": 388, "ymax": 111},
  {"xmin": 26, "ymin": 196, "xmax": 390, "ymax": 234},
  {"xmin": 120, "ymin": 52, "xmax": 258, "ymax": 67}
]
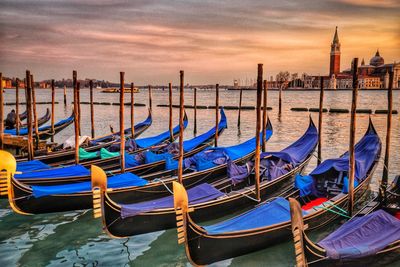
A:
[
  {"xmin": 15, "ymin": 165, "xmax": 90, "ymax": 179},
  {"xmin": 318, "ymin": 210, "xmax": 400, "ymax": 259},
  {"xmin": 295, "ymin": 123, "xmax": 381, "ymax": 197},
  {"xmin": 16, "ymin": 160, "xmax": 51, "ymax": 172},
  {"xmin": 31, "ymin": 172, "xmax": 148, "ymax": 198},
  {"xmin": 120, "ymin": 183, "xmax": 224, "ymax": 218},
  {"xmin": 203, "ymin": 197, "xmax": 308, "ymax": 234}
]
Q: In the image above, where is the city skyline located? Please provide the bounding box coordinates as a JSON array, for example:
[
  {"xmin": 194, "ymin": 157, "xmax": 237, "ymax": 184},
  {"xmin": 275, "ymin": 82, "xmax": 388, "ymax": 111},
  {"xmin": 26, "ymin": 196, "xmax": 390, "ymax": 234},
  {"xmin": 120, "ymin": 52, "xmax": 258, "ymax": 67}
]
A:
[{"xmin": 0, "ymin": 0, "xmax": 399, "ymax": 84}]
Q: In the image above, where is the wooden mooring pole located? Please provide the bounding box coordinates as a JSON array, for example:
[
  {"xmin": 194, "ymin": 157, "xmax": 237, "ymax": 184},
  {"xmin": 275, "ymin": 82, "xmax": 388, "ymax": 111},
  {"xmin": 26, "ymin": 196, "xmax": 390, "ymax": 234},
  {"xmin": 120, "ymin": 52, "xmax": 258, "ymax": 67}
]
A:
[
  {"xmin": 31, "ymin": 75, "xmax": 40, "ymax": 148},
  {"xmin": 237, "ymin": 88, "xmax": 243, "ymax": 127},
  {"xmin": 73, "ymin": 70, "xmax": 79, "ymax": 164},
  {"xmin": 317, "ymin": 76, "xmax": 324, "ymax": 165},
  {"xmin": 51, "ymin": 79, "xmax": 55, "ymax": 142},
  {"xmin": 255, "ymin": 64, "xmax": 263, "ymax": 201},
  {"xmin": 26, "ymin": 71, "xmax": 34, "ymax": 160},
  {"xmin": 380, "ymin": 70, "xmax": 394, "ymax": 205},
  {"xmin": 215, "ymin": 84, "xmax": 219, "ymax": 147},
  {"xmin": 194, "ymin": 87, "xmax": 197, "ymax": 135},
  {"xmin": 169, "ymin": 83, "xmax": 174, "ymax": 141},
  {"xmin": 130, "ymin": 82, "xmax": 135, "ymax": 139},
  {"xmin": 262, "ymin": 79, "xmax": 268, "ymax": 152},
  {"xmin": 77, "ymin": 81, "xmax": 81, "ymax": 136},
  {"xmin": 63, "ymin": 85, "xmax": 67, "ymax": 106},
  {"xmin": 348, "ymin": 58, "xmax": 359, "ymax": 216},
  {"xmin": 120, "ymin": 72, "xmax": 125, "ymax": 173},
  {"xmin": 90, "ymin": 80, "xmax": 95, "ymax": 138},
  {"xmin": 178, "ymin": 71, "xmax": 184, "ymax": 184},
  {"xmin": 15, "ymin": 79, "xmax": 20, "ymax": 136},
  {"xmin": 278, "ymin": 83, "xmax": 283, "ymax": 115},
  {"xmin": 148, "ymin": 85, "xmax": 152, "ymax": 111}
]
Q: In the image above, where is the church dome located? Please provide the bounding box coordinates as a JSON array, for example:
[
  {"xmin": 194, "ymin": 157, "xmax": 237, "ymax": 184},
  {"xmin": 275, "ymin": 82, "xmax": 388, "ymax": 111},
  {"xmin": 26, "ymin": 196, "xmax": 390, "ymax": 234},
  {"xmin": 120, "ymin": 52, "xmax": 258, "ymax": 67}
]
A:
[{"xmin": 370, "ymin": 50, "xmax": 384, "ymax": 66}]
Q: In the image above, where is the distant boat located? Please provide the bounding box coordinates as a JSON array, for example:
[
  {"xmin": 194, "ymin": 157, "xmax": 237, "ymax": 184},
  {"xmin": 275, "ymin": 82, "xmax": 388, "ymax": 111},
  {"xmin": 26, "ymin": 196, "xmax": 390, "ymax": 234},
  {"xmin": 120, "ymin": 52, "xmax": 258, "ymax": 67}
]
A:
[{"xmin": 101, "ymin": 87, "xmax": 139, "ymax": 93}]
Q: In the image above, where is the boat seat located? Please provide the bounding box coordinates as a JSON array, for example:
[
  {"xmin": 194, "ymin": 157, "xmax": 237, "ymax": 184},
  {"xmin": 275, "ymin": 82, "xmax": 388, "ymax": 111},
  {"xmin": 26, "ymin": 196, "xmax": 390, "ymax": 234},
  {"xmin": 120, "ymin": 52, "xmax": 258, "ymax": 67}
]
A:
[
  {"xmin": 319, "ymin": 171, "xmax": 345, "ymax": 197},
  {"xmin": 302, "ymin": 197, "xmax": 328, "ymax": 211}
]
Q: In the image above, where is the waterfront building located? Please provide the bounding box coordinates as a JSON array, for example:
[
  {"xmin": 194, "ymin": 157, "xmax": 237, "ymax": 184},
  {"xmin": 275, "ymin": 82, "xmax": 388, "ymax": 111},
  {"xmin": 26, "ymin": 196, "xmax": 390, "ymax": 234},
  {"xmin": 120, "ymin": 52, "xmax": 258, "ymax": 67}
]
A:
[
  {"xmin": 303, "ymin": 27, "xmax": 400, "ymax": 89},
  {"xmin": 330, "ymin": 26, "xmax": 341, "ymax": 77}
]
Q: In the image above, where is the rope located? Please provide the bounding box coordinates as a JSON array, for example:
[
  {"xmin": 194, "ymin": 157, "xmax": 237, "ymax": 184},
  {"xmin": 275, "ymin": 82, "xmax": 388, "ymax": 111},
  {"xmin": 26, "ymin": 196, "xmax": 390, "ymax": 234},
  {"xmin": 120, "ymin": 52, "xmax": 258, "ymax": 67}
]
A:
[
  {"xmin": 322, "ymin": 201, "xmax": 349, "ymax": 215},
  {"xmin": 312, "ymin": 201, "xmax": 351, "ymax": 219},
  {"xmin": 13, "ymin": 194, "xmax": 33, "ymax": 201},
  {"xmin": 231, "ymin": 188, "xmax": 260, "ymax": 203},
  {"xmin": 106, "ymin": 216, "xmax": 121, "ymax": 229},
  {"xmin": 152, "ymin": 178, "xmax": 174, "ymax": 195},
  {"xmin": 312, "ymin": 152, "xmax": 323, "ymax": 163}
]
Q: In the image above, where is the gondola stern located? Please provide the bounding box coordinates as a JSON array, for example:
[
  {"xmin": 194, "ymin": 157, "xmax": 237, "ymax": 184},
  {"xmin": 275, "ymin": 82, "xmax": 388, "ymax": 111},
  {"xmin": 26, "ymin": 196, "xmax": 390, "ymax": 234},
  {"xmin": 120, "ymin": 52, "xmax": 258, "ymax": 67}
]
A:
[
  {"xmin": 91, "ymin": 165, "xmax": 107, "ymax": 219},
  {"xmin": 173, "ymin": 181, "xmax": 193, "ymax": 245},
  {"xmin": 0, "ymin": 150, "xmax": 31, "ymax": 215},
  {"xmin": 289, "ymin": 198, "xmax": 309, "ymax": 267}
]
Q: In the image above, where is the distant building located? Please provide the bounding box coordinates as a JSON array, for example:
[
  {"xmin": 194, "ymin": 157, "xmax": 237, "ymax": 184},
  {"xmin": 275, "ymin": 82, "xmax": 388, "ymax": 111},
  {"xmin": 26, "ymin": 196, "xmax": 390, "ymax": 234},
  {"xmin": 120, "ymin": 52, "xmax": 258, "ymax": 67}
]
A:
[
  {"xmin": 330, "ymin": 26, "xmax": 341, "ymax": 77},
  {"xmin": 304, "ymin": 27, "xmax": 400, "ymax": 89},
  {"xmin": 2, "ymin": 78, "xmax": 12, "ymax": 88}
]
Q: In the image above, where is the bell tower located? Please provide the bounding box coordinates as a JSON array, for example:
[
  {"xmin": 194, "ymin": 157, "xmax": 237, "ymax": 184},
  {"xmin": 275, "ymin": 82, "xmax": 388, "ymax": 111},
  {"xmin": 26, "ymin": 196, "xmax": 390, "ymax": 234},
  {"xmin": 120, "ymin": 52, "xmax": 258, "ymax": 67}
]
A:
[{"xmin": 329, "ymin": 26, "xmax": 341, "ymax": 76}]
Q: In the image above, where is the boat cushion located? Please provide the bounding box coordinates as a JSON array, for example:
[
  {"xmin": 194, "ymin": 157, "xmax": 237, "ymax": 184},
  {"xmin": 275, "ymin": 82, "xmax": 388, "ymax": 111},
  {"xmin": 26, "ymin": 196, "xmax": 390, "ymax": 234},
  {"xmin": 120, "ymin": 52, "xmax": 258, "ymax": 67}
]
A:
[
  {"xmin": 203, "ymin": 197, "xmax": 307, "ymax": 234},
  {"xmin": 319, "ymin": 209, "xmax": 400, "ymax": 259},
  {"xmin": 120, "ymin": 183, "xmax": 224, "ymax": 218},
  {"xmin": 79, "ymin": 148, "xmax": 99, "ymax": 160},
  {"xmin": 16, "ymin": 160, "xmax": 51, "ymax": 172},
  {"xmin": 31, "ymin": 172, "xmax": 147, "ymax": 198},
  {"xmin": 100, "ymin": 148, "xmax": 119, "ymax": 159},
  {"xmin": 15, "ymin": 165, "xmax": 90, "ymax": 179},
  {"xmin": 301, "ymin": 197, "xmax": 328, "ymax": 211}
]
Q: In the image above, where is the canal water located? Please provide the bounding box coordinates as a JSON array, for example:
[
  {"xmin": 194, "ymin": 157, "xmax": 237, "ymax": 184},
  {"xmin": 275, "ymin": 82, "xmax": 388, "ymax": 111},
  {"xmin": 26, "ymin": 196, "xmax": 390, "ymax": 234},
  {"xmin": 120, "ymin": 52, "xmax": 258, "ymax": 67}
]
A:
[{"xmin": 1, "ymin": 88, "xmax": 399, "ymax": 266}]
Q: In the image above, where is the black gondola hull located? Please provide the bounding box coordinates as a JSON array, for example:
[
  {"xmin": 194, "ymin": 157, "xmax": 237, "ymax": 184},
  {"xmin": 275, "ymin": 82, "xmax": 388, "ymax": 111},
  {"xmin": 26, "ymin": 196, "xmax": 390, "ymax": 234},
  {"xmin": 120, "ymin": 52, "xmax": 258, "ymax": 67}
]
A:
[
  {"xmin": 183, "ymin": 168, "xmax": 375, "ymax": 265},
  {"xmin": 103, "ymin": 157, "xmax": 311, "ymax": 237}
]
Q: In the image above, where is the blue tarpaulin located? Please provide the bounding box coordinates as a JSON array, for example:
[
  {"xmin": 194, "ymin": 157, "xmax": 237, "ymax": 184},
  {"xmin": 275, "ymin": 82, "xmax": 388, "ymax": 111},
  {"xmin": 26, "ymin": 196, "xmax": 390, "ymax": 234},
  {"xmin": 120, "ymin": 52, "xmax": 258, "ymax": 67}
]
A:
[
  {"xmin": 203, "ymin": 197, "xmax": 307, "ymax": 234},
  {"xmin": 120, "ymin": 183, "xmax": 224, "ymax": 218},
  {"xmin": 15, "ymin": 165, "xmax": 90, "ymax": 179},
  {"xmin": 180, "ymin": 124, "xmax": 273, "ymax": 172},
  {"xmin": 16, "ymin": 160, "xmax": 51, "ymax": 172},
  {"xmin": 230, "ymin": 119, "xmax": 318, "ymax": 184},
  {"xmin": 135, "ymin": 115, "xmax": 188, "ymax": 148},
  {"xmin": 318, "ymin": 210, "xmax": 400, "ymax": 259},
  {"xmin": 5, "ymin": 114, "xmax": 74, "ymax": 135},
  {"xmin": 295, "ymin": 122, "xmax": 381, "ymax": 197},
  {"xmin": 31, "ymin": 172, "xmax": 148, "ymax": 198},
  {"xmin": 143, "ymin": 109, "xmax": 228, "ymax": 167}
]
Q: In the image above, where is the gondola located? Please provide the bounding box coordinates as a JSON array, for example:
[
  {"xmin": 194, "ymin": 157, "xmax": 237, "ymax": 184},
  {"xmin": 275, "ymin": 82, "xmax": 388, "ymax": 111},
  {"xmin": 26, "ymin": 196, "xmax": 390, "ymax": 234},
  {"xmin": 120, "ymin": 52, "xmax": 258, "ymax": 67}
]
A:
[
  {"xmin": 92, "ymin": 118, "xmax": 317, "ymax": 237},
  {"xmin": 4, "ymin": 111, "xmax": 75, "ymax": 140},
  {"xmin": 11, "ymin": 110, "xmax": 221, "ymax": 186},
  {"xmin": 15, "ymin": 109, "xmax": 153, "ymax": 164},
  {"xmin": 172, "ymin": 119, "xmax": 381, "ymax": 266},
  {"xmin": 289, "ymin": 176, "xmax": 400, "ymax": 266},
  {"xmin": 0, "ymin": 111, "xmax": 229, "ymax": 213},
  {"xmin": 5, "ymin": 108, "xmax": 51, "ymax": 130},
  {"xmin": 3, "ymin": 110, "xmax": 27, "ymax": 124},
  {"xmin": 8, "ymin": 110, "xmax": 222, "ymax": 186}
]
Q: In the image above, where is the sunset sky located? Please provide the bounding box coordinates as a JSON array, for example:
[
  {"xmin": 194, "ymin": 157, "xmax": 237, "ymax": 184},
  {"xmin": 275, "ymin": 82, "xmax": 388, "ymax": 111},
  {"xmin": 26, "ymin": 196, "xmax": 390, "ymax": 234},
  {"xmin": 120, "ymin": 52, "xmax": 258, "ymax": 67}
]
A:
[{"xmin": 0, "ymin": 0, "xmax": 399, "ymax": 84}]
